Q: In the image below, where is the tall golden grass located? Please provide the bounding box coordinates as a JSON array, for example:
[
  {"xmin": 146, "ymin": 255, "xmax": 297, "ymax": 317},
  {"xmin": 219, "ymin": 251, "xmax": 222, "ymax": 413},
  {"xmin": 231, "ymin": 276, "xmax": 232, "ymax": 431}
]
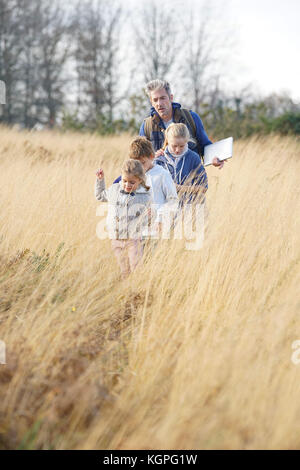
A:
[{"xmin": 0, "ymin": 126, "xmax": 299, "ymax": 449}]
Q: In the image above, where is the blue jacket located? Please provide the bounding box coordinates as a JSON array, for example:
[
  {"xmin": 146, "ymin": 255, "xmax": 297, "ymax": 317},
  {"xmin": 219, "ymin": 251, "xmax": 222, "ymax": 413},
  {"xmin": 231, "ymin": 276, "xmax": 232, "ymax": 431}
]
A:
[
  {"xmin": 139, "ymin": 102, "xmax": 212, "ymax": 157},
  {"xmin": 154, "ymin": 147, "xmax": 208, "ymax": 204}
]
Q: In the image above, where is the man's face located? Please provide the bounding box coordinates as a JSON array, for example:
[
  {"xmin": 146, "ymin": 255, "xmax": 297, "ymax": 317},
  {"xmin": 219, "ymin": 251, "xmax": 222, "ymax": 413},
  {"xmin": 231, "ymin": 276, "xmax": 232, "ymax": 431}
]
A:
[{"xmin": 150, "ymin": 88, "xmax": 173, "ymax": 121}]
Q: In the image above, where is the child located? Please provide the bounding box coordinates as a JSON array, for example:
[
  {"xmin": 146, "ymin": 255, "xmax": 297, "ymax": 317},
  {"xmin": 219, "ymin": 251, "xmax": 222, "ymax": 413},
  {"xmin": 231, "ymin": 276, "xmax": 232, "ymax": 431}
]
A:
[
  {"xmin": 95, "ymin": 159, "xmax": 152, "ymax": 278},
  {"xmin": 155, "ymin": 123, "xmax": 208, "ymax": 205},
  {"xmin": 111, "ymin": 137, "xmax": 178, "ymax": 233}
]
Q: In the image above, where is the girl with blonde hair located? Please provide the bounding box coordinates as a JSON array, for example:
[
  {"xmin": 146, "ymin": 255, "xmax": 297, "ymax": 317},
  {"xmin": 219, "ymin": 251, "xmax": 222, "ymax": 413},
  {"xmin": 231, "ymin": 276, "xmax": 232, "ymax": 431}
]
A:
[{"xmin": 155, "ymin": 123, "xmax": 208, "ymax": 204}]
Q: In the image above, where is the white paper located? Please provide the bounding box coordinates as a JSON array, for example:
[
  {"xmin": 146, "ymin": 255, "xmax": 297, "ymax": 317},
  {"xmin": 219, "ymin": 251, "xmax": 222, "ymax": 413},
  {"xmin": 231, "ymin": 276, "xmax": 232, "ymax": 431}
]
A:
[{"xmin": 204, "ymin": 137, "xmax": 233, "ymax": 166}]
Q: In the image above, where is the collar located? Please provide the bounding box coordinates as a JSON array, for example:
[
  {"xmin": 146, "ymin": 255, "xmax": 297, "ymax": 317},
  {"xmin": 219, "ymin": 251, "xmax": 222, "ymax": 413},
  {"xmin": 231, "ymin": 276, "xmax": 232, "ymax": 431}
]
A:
[
  {"xmin": 165, "ymin": 144, "xmax": 189, "ymax": 160},
  {"xmin": 119, "ymin": 181, "xmax": 148, "ymax": 195},
  {"xmin": 120, "ymin": 189, "xmax": 135, "ymax": 196}
]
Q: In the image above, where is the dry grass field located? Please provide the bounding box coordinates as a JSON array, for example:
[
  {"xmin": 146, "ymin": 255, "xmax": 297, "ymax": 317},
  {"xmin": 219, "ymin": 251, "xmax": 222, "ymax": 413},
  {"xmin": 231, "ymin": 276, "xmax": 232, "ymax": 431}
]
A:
[{"xmin": 0, "ymin": 126, "xmax": 299, "ymax": 450}]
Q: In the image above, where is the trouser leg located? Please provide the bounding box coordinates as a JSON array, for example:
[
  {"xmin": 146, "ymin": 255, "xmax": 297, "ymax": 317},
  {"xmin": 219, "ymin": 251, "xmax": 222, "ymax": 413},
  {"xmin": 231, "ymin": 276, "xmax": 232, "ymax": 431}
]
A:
[
  {"xmin": 111, "ymin": 240, "xmax": 130, "ymax": 278},
  {"xmin": 127, "ymin": 239, "xmax": 144, "ymax": 273}
]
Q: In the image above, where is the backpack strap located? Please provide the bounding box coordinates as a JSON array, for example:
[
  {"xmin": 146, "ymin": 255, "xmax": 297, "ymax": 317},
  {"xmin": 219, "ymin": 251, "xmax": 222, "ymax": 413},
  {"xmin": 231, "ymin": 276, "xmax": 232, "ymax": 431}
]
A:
[
  {"xmin": 143, "ymin": 116, "xmax": 152, "ymax": 140},
  {"xmin": 145, "ymin": 108, "xmax": 196, "ymax": 138},
  {"xmin": 180, "ymin": 108, "xmax": 197, "ymax": 138},
  {"xmin": 180, "ymin": 108, "xmax": 203, "ymax": 157}
]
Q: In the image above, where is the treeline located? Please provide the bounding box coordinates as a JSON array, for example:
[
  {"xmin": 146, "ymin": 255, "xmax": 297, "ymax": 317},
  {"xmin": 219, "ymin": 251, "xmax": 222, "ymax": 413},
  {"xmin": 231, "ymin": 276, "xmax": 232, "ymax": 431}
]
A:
[
  {"xmin": 201, "ymin": 92, "xmax": 300, "ymax": 140},
  {"xmin": 0, "ymin": 0, "xmax": 299, "ymax": 139},
  {"xmin": 0, "ymin": 0, "xmax": 123, "ymax": 128}
]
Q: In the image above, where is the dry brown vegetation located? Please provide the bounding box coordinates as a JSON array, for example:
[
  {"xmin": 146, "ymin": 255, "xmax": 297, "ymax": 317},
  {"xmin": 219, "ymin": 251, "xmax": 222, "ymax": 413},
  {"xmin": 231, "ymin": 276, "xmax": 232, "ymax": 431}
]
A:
[{"xmin": 0, "ymin": 127, "xmax": 299, "ymax": 449}]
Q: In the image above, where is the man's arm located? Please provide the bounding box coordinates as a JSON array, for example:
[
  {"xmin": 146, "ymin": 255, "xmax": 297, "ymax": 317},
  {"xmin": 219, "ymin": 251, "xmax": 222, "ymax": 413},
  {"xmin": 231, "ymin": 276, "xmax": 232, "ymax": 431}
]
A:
[
  {"xmin": 190, "ymin": 111, "xmax": 225, "ymax": 169},
  {"xmin": 190, "ymin": 111, "xmax": 212, "ymax": 156}
]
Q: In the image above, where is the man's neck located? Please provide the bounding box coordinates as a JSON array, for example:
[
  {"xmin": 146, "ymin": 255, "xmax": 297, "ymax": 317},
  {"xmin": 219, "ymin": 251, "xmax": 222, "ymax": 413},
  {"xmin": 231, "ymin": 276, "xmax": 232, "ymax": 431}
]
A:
[
  {"xmin": 158, "ymin": 105, "xmax": 173, "ymax": 123},
  {"xmin": 162, "ymin": 112, "xmax": 172, "ymax": 123}
]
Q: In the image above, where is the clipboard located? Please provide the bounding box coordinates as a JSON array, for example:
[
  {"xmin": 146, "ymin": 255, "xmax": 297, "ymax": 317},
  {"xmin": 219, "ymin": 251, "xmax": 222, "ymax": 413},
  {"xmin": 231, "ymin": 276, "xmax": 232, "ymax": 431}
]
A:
[{"xmin": 204, "ymin": 137, "xmax": 233, "ymax": 166}]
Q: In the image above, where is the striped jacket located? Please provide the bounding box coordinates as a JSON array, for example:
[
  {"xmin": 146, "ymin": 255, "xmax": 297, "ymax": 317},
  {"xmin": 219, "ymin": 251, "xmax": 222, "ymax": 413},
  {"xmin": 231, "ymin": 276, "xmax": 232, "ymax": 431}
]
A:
[{"xmin": 95, "ymin": 179, "xmax": 152, "ymax": 239}]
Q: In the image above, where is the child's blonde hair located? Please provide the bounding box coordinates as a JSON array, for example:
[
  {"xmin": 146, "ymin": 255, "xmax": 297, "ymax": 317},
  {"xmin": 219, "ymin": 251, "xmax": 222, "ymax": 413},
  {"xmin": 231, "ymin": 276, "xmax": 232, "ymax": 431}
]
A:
[
  {"xmin": 121, "ymin": 159, "xmax": 150, "ymax": 191},
  {"xmin": 129, "ymin": 137, "xmax": 154, "ymax": 160},
  {"xmin": 163, "ymin": 123, "xmax": 190, "ymax": 149}
]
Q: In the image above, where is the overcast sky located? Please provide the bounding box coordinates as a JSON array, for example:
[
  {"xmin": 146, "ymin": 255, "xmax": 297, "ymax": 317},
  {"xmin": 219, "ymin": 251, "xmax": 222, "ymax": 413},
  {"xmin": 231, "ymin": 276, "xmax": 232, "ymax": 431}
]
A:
[
  {"xmin": 227, "ymin": 0, "xmax": 300, "ymax": 100},
  {"xmin": 189, "ymin": 0, "xmax": 300, "ymax": 101},
  {"xmin": 128, "ymin": 0, "xmax": 300, "ymax": 101}
]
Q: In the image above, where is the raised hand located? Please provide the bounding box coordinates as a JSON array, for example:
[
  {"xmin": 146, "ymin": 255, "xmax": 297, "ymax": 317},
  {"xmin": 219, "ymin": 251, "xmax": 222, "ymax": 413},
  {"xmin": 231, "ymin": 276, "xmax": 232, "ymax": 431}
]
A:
[
  {"xmin": 96, "ymin": 168, "xmax": 104, "ymax": 179},
  {"xmin": 155, "ymin": 148, "xmax": 164, "ymax": 158}
]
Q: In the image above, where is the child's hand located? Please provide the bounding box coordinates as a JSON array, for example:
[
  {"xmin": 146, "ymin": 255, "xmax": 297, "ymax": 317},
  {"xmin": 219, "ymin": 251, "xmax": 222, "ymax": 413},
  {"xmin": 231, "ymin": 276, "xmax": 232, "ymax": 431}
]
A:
[
  {"xmin": 155, "ymin": 148, "xmax": 164, "ymax": 158},
  {"xmin": 96, "ymin": 168, "xmax": 104, "ymax": 179}
]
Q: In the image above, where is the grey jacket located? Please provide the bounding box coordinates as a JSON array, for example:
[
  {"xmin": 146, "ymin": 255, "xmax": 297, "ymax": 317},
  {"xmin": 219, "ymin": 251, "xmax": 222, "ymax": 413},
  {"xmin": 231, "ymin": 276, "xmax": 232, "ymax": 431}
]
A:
[{"xmin": 95, "ymin": 178, "xmax": 152, "ymax": 239}]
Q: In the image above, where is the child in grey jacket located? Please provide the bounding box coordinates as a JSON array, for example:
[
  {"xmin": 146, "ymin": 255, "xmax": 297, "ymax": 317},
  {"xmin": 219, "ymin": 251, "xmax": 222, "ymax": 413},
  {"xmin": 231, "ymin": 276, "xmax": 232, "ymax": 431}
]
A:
[{"xmin": 95, "ymin": 159, "xmax": 152, "ymax": 278}]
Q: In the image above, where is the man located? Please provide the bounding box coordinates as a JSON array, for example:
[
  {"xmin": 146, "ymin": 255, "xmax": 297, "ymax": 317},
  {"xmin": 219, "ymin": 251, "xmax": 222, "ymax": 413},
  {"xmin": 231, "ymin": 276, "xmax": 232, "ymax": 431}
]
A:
[{"xmin": 139, "ymin": 79, "xmax": 225, "ymax": 169}]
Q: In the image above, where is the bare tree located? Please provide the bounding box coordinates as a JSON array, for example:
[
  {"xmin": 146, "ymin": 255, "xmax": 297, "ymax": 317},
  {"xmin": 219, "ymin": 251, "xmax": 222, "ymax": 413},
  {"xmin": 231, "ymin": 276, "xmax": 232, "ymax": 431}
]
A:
[
  {"xmin": 181, "ymin": 2, "xmax": 235, "ymax": 114},
  {"xmin": 34, "ymin": 0, "xmax": 70, "ymax": 127},
  {"xmin": 132, "ymin": 0, "xmax": 180, "ymax": 83},
  {"xmin": 18, "ymin": 0, "xmax": 42, "ymax": 127},
  {"xmin": 74, "ymin": 0, "xmax": 122, "ymax": 123},
  {"xmin": 0, "ymin": 0, "xmax": 23, "ymax": 123},
  {"xmin": 0, "ymin": 0, "xmax": 70, "ymax": 127}
]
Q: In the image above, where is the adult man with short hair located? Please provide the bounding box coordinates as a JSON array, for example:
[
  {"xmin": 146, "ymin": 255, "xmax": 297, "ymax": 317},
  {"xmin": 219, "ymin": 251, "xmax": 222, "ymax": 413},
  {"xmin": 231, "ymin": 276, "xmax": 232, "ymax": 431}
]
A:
[{"xmin": 140, "ymin": 79, "xmax": 224, "ymax": 169}]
